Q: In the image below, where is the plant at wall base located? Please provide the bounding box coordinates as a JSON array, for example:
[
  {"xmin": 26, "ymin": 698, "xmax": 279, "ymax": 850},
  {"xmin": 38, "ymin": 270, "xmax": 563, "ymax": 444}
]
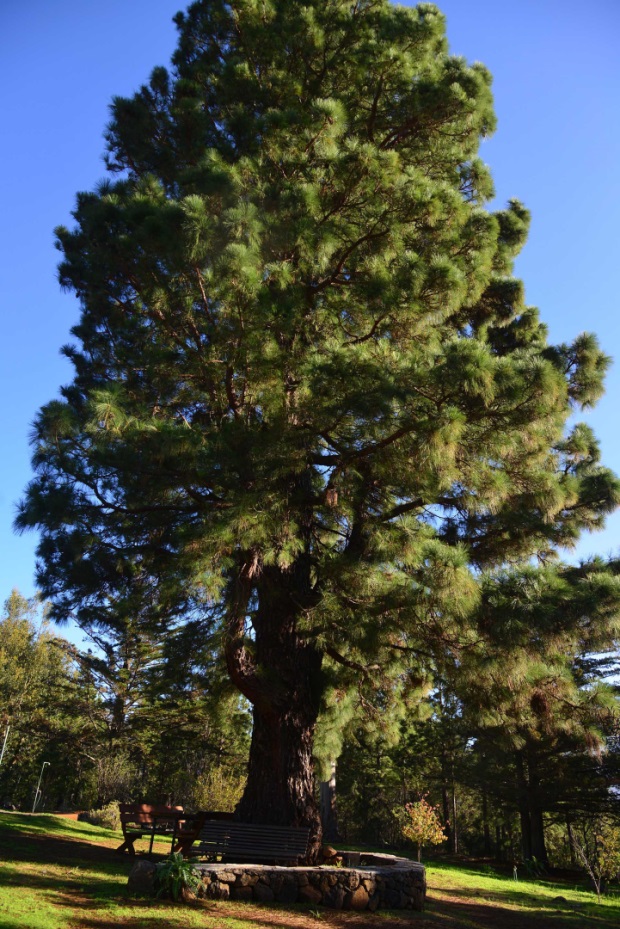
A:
[
  {"xmin": 154, "ymin": 852, "xmax": 201, "ymax": 902},
  {"xmin": 401, "ymin": 797, "xmax": 447, "ymax": 862}
]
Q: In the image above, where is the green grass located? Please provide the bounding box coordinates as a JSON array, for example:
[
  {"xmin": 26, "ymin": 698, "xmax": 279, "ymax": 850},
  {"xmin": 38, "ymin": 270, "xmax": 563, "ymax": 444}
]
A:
[
  {"xmin": 0, "ymin": 813, "xmax": 261, "ymax": 929},
  {"xmin": 337, "ymin": 842, "xmax": 620, "ymax": 927},
  {"xmin": 425, "ymin": 858, "xmax": 620, "ymax": 926},
  {"xmin": 0, "ymin": 813, "xmax": 619, "ymax": 928}
]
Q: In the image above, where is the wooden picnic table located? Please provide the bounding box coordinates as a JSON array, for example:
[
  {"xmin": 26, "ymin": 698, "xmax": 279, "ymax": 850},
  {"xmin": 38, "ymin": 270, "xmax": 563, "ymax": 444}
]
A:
[{"xmin": 117, "ymin": 802, "xmax": 186, "ymax": 856}]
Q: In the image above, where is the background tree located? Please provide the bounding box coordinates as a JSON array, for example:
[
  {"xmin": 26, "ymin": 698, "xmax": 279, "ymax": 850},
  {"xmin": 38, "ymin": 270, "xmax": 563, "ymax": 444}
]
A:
[
  {"xmin": 0, "ymin": 591, "xmax": 101, "ymax": 810},
  {"xmin": 454, "ymin": 559, "xmax": 620, "ymax": 864},
  {"xmin": 17, "ymin": 0, "xmax": 619, "ymax": 856}
]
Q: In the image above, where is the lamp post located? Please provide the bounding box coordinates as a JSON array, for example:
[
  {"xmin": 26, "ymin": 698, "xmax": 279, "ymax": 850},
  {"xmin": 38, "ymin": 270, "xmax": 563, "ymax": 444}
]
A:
[
  {"xmin": 32, "ymin": 761, "xmax": 50, "ymax": 813},
  {"xmin": 0, "ymin": 725, "xmax": 9, "ymax": 769}
]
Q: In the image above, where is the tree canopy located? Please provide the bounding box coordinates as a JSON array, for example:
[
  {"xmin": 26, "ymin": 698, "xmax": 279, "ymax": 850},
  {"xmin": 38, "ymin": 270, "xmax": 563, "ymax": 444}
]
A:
[{"xmin": 17, "ymin": 0, "xmax": 620, "ymax": 857}]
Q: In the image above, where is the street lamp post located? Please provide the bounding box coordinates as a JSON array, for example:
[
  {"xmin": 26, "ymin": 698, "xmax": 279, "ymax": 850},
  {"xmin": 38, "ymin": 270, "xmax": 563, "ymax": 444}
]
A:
[
  {"xmin": 32, "ymin": 761, "xmax": 50, "ymax": 813},
  {"xmin": 0, "ymin": 726, "xmax": 9, "ymax": 769}
]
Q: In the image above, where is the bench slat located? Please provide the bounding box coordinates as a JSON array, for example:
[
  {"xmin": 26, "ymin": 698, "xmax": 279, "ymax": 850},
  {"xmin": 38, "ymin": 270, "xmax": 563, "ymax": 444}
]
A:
[{"xmin": 195, "ymin": 820, "xmax": 310, "ymax": 863}]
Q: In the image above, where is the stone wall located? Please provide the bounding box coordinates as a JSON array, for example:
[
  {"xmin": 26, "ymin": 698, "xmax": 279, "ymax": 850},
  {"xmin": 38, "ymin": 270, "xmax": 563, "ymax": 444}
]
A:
[{"xmin": 194, "ymin": 853, "xmax": 425, "ymax": 911}]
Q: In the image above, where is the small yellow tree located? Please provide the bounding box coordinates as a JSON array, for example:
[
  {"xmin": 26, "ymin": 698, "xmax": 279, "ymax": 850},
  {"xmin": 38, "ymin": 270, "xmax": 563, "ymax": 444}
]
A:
[
  {"xmin": 402, "ymin": 797, "xmax": 447, "ymax": 862},
  {"xmin": 572, "ymin": 819, "xmax": 620, "ymax": 903}
]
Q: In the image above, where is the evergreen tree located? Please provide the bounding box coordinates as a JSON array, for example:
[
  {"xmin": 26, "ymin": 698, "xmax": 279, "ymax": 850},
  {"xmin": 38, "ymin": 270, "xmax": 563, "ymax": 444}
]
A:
[
  {"xmin": 0, "ymin": 591, "xmax": 100, "ymax": 810},
  {"xmin": 457, "ymin": 560, "xmax": 620, "ymax": 864},
  {"xmin": 17, "ymin": 0, "xmax": 619, "ymax": 856}
]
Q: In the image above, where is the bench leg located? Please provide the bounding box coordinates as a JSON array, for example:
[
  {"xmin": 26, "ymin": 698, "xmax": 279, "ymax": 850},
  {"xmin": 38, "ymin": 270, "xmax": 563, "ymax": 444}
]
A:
[
  {"xmin": 173, "ymin": 837, "xmax": 194, "ymax": 856},
  {"xmin": 116, "ymin": 838, "xmax": 137, "ymax": 856}
]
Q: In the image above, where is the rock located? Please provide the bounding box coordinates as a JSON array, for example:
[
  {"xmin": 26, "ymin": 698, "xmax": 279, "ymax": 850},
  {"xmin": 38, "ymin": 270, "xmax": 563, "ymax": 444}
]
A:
[
  {"xmin": 237, "ymin": 872, "xmax": 259, "ymax": 887},
  {"xmin": 216, "ymin": 870, "xmax": 237, "ymax": 883},
  {"xmin": 412, "ymin": 888, "xmax": 424, "ymax": 911},
  {"xmin": 127, "ymin": 860, "xmax": 156, "ymax": 896},
  {"xmin": 324, "ymin": 885, "xmax": 345, "ymax": 909},
  {"xmin": 253, "ymin": 882, "xmax": 275, "ymax": 903},
  {"xmin": 299, "ymin": 885, "xmax": 323, "ymax": 905},
  {"xmin": 277, "ymin": 879, "xmax": 299, "ymax": 904},
  {"xmin": 269, "ymin": 874, "xmax": 283, "ymax": 893},
  {"xmin": 207, "ymin": 880, "xmax": 230, "ymax": 900},
  {"xmin": 231, "ymin": 885, "xmax": 253, "ymax": 901},
  {"xmin": 322, "ymin": 845, "xmax": 338, "ymax": 862},
  {"xmin": 347, "ymin": 885, "xmax": 369, "ymax": 911},
  {"xmin": 385, "ymin": 888, "xmax": 400, "ymax": 908},
  {"xmin": 554, "ymin": 896, "xmax": 567, "ymax": 903}
]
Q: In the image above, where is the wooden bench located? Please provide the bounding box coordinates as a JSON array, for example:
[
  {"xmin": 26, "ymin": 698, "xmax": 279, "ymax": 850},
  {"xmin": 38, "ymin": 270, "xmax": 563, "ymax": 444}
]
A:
[
  {"xmin": 116, "ymin": 803, "xmax": 186, "ymax": 856},
  {"xmin": 192, "ymin": 819, "xmax": 311, "ymax": 864},
  {"xmin": 172, "ymin": 810, "xmax": 234, "ymax": 855}
]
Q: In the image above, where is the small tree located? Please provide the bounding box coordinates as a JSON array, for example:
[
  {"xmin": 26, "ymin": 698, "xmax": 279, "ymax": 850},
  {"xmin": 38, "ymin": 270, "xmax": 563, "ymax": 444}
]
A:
[
  {"xmin": 402, "ymin": 797, "xmax": 447, "ymax": 862},
  {"xmin": 571, "ymin": 818, "xmax": 620, "ymax": 903}
]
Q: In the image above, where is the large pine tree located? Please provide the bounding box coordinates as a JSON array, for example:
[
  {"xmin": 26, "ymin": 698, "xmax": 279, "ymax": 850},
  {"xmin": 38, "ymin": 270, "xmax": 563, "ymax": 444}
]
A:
[{"xmin": 18, "ymin": 0, "xmax": 619, "ymax": 858}]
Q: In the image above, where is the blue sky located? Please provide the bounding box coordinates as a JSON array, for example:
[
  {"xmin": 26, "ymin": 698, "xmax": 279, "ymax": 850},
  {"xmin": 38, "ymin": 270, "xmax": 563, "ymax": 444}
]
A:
[{"xmin": 1, "ymin": 0, "xmax": 619, "ymax": 637}]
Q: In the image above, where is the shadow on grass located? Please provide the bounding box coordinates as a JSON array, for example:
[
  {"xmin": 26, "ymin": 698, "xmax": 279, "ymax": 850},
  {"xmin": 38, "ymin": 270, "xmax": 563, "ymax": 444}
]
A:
[
  {"xmin": 0, "ymin": 860, "xmax": 124, "ymax": 906},
  {"xmin": 427, "ymin": 891, "xmax": 620, "ymax": 929},
  {"xmin": 0, "ymin": 829, "xmax": 128, "ymax": 870},
  {"xmin": 0, "ymin": 813, "xmax": 120, "ymax": 849}
]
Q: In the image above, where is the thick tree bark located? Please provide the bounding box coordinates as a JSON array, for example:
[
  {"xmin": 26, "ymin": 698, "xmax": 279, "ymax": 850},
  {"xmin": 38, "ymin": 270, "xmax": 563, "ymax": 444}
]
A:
[
  {"xmin": 224, "ymin": 560, "xmax": 323, "ymax": 862},
  {"xmin": 236, "ymin": 688, "xmax": 322, "ymax": 853}
]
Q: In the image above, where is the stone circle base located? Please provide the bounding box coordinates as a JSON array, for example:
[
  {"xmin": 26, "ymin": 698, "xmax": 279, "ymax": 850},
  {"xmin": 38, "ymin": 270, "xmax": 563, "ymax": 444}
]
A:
[{"xmin": 194, "ymin": 852, "xmax": 425, "ymax": 911}]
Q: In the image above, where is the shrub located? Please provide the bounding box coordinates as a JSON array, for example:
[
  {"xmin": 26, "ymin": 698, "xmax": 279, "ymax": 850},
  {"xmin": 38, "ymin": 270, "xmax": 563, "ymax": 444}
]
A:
[
  {"xmin": 78, "ymin": 801, "xmax": 121, "ymax": 830},
  {"xmin": 155, "ymin": 852, "xmax": 201, "ymax": 902},
  {"xmin": 189, "ymin": 768, "xmax": 246, "ymax": 813}
]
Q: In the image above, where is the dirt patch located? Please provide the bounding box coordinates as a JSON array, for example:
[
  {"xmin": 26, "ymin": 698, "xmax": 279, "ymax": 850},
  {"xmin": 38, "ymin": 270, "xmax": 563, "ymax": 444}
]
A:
[{"xmin": 217, "ymin": 903, "xmax": 438, "ymax": 929}]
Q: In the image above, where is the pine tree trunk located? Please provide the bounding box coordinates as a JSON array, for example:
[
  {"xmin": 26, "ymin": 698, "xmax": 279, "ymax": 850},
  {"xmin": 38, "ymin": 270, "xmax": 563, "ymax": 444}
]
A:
[
  {"xmin": 451, "ymin": 781, "xmax": 458, "ymax": 854},
  {"xmin": 225, "ymin": 564, "xmax": 323, "ymax": 862},
  {"xmin": 566, "ymin": 817, "xmax": 576, "ymax": 868},
  {"xmin": 482, "ymin": 790, "xmax": 492, "ymax": 856},
  {"xmin": 320, "ymin": 760, "xmax": 340, "ymax": 842},
  {"xmin": 515, "ymin": 753, "xmax": 533, "ymax": 860},
  {"xmin": 236, "ymin": 693, "xmax": 322, "ymax": 857},
  {"xmin": 527, "ymin": 748, "xmax": 548, "ymax": 866},
  {"xmin": 529, "ymin": 805, "xmax": 548, "ymax": 865},
  {"xmin": 441, "ymin": 780, "xmax": 452, "ymax": 850}
]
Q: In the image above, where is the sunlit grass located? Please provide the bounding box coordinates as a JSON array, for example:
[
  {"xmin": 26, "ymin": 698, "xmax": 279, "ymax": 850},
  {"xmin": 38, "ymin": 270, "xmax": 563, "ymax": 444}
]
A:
[
  {"xmin": 1, "ymin": 813, "xmax": 619, "ymax": 928},
  {"xmin": 426, "ymin": 858, "xmax": 620, "ymax": 922}
]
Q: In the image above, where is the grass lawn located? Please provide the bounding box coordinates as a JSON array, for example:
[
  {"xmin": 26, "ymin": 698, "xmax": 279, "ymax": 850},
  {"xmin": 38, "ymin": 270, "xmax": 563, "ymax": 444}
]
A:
[{"xmin": 0, "ymin": 812, "xmax": 618, "ymax": 929}]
